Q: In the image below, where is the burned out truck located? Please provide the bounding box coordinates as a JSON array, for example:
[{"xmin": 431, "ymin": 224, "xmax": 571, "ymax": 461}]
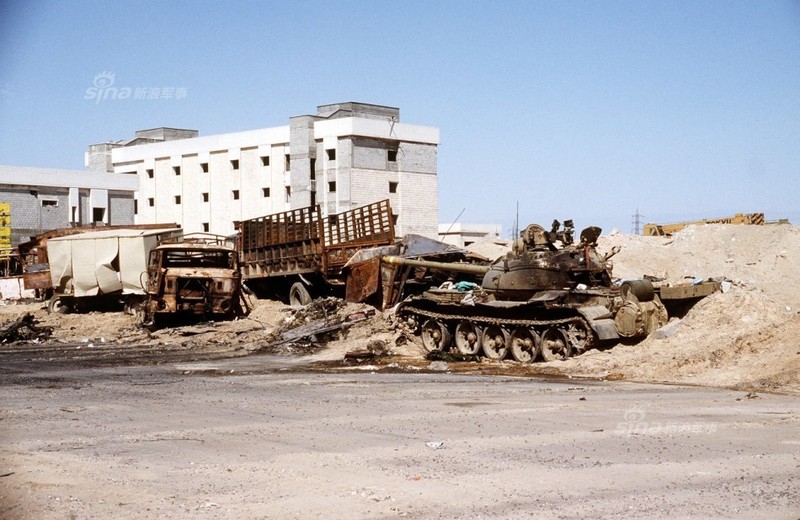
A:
[
  {"xmin": 46, "ymin": 227, "xmax": 181, "ymax": 314},
  {"xmin": 238, "ymin": 200, "xmax": 395, "ymax": 305},
  {"xmin": 142, "ymin": 234, "xmax": 248, "ymax": 327}
]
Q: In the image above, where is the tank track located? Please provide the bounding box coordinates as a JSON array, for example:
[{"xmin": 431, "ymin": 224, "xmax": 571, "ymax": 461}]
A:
[{"xmin": 399, "ymin": 304, "xmax": 583, "ymax": 328}]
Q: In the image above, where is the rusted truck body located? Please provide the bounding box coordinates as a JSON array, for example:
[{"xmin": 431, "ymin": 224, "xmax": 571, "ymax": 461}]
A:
[
  {"xmin": 238, "ymin": 200, "xmax": 395, "ymax": 305},
  {"xmin": 143, "ymin": 234, "xmax": 247, "ymax": 326},
  {"xmin": 46, "ymin": 227, "xmax": 181, "ymax": 313}
]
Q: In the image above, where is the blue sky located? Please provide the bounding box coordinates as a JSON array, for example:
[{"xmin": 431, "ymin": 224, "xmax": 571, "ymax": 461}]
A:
[{"xmin": 1, "ymin": 0, "xmax": 798, "ymax": 235}]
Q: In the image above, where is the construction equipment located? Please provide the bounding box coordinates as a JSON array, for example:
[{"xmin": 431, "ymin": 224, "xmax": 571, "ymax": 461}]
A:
[
  {"xmin": 642, "ymin": 213, "xmax": 765, "ymax": 236},
  {"xmin": 238, "ymin": 200, "xmax": 395, "ymax": 305},
  {"xmin": 143, "ymin": 233, "xmax": 248, "ymax": 327},
  {"xmin": 388, "ymin": 220, "xmax": 670, "ymax": 362}
]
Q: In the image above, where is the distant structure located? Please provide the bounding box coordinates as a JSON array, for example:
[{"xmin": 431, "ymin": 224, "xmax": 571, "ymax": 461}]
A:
[
  {"xmin": 0, "ymin": 165, "xmax": 137, "ymax": 246},
  {"xmin": 631, "ymin": 209, "xmax": 643, "ymax": 235},
  {"xmin": 438, "ymin": 223, "xmax": 502, "ymax": 248},
  {"xmin": 91, "ymin": 102, "xmax": 440, "ymax": 238}
]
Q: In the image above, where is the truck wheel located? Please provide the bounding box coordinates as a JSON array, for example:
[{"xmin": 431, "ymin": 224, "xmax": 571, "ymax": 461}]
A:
[
  {"xmin": 289, "ymin": 282, "xmax": 312, "ymax": 306},
  {"xmin": 47, "ymin": 296, "xmax": 69, "ymax": 314},
  {"xmin": 123, "ymin": 295, "xmax": 144, "ymax": 316}
]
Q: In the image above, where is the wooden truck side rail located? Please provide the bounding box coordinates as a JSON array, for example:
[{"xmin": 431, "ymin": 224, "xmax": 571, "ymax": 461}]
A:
[{"xmin": 238, "ymin": 200, "xmax": 395, "ymax": 281}]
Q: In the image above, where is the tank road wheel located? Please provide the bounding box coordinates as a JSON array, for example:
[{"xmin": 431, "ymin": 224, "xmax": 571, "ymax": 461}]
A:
[
  {"xmin": 289, "ymin": 282, "xmax": 312, "ymax": 306},
  {"xmin": 481, "ymin": 325, "xmax": 509, "ymax": 360},
  {"xmin": 564, "ymin": 319, "xmax": 593, "ymax": 355},
  {"xmin": 421, "ymin": 319, "xmax": 451, "ymax": 353},
  {"xmin": 541, "ymin": 326, "xmax": 572, "ymax": 362},
  {"xmin": 454, "ymin": 321, "xmax": 482, "ymax": 355},
  {"xmin": 400, "ymin": 312, "xmax": 421, "ymax": 334},
  {"xmin": 510, "ymin": 327, "xmax": 541, "ymax": 363}
]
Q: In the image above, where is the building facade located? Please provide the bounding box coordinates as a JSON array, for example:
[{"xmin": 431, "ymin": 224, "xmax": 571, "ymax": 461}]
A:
[
  {"xmin": 438, "ymin": 223, "xmax": 503, "ymax": 247},
  {"xmin": 0, "ymin": 165, "xmax": 138, "ymax": 246},
  {"xmin": 105, "ymin": 102, "xmax": 439, "ymax": 238}
]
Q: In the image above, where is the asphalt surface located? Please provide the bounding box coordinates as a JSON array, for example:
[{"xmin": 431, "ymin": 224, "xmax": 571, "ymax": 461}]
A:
[{"xmin": 1, "ymin": 354, "xmax": 798, "ymax": 519}]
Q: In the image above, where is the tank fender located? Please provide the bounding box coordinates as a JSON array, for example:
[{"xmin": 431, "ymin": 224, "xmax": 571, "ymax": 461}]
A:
[{"xmin": 577, "ymin": 305, "xmax": 619, "ymax": 341}]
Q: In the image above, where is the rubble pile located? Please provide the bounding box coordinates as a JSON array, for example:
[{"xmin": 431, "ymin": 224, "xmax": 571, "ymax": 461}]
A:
[{"xmin": 0, "ymin": 313, "xmax": 52, "ymax": 343}]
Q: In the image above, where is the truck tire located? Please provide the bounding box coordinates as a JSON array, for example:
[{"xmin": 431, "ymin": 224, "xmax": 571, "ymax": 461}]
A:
[
  {"xmin": 124, "ymin": 295, "xmax": 146, "ymax": 316},
  {"xmin": 47, "ymin": 296, "xmax": 69, "ymax": 314},
  {"xmin": 289, "ymin": 282, "xmax": 312, "ymax": 306}
]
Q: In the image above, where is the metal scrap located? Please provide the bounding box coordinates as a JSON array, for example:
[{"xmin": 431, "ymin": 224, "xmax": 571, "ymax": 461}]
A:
[{"xmin": 0, "ymin": 313, "xmax": 53, "ymax": 343}]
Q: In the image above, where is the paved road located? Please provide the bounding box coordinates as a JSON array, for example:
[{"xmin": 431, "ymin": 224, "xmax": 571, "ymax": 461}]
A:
[{"xmin": 1, "ymin": 357, "xmax": 798, "ymax": 519}]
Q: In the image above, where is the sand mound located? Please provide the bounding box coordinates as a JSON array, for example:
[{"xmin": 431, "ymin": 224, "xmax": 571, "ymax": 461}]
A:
[{"xmin": 549, "ymin": 223, "xmax": 800, "ymax": 394}]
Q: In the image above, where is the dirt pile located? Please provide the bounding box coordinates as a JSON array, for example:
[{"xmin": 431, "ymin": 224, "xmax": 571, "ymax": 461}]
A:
[{"xmin": 551, "ymin": 223, "xmax": 800, "ymax": 394}]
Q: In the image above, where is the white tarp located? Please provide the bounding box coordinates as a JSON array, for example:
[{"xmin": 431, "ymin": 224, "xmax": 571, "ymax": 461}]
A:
[{"xmin": 48, "ymin": 228, "xmax": 180, "ymax": 297}]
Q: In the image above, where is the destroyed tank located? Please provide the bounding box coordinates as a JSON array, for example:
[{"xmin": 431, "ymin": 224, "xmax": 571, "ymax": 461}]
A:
[{"xmin": 386, "ymin": 220, "xmax": 668, "ymax": 362}]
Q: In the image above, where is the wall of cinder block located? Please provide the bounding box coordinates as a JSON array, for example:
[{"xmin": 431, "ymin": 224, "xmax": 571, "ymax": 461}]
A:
[{"xmin": 0, "ymin": 186, "xmax": 133, "ymax": 245}]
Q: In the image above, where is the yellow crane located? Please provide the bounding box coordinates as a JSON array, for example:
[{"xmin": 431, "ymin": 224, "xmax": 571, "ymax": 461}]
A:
[{"xmin": 642, "ymin": 213, "xmax": 765, "ymax": 236}]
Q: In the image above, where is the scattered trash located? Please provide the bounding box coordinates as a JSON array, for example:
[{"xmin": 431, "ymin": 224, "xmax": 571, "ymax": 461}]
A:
[{"xmin": 425, "ymin": 441, "xmax": 444, "ymax": 450}]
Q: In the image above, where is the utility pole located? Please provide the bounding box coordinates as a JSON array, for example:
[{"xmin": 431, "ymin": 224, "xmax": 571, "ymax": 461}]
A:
[{"xmin": 631, "ymin": 209, "xmax": 643, "ymax": 235}]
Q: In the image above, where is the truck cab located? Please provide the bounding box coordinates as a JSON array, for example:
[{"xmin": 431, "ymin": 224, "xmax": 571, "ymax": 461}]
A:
[{"xmin": 143, "ymin": 234, "xmax": 246, "ymax": 326}]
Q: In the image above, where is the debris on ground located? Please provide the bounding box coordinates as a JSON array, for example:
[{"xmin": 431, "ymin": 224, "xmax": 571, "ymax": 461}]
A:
[
  {"xmin": 1, "ymin": 222, "xmax": 798, "ymax": 394},
  {"xmin": 0, "ymin": 313, "xmax": 53, "ymax": 343}
]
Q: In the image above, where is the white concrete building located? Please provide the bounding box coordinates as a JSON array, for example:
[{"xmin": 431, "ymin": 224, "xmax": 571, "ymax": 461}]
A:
[
  {"xmin": 103, "ymin": 103, "xmax": 439, "ymax": 238},
  {"xmin": 438, "ymin": 223, "xmax": 503, "ymax": 247},
  {"xmin": 0, "ymin": 165, "xmax": 137, "ymax": 245}
]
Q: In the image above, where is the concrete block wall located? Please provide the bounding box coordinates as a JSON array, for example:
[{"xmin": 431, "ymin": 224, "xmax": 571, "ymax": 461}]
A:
[
  {"xmin": 0, "ymin": 187, "xmax": 70, "ymax": 244},
  {"xmin": 109, "ymin": 192, "xmax": 134, "ymax": 225},
  {"xmin": 397, "ymin": 142, "xmax": 436, "ymax": 174}
]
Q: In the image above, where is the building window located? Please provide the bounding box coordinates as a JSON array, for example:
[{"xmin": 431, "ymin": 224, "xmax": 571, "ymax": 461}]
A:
[
  {"xmin": 392, "ymin": 214, "xmax": 399, "ymax": 226},
  {"xmin": 262, "ymin": 187, "xmax": 270, "ymax": 198},
  {"xmin": 261, "ymin": 156, "xmax": 270, "ymax": 166},
  {"xmin": 41, "ymin": 199, "xmax": 58, "ymax": 207},
  {"xmin": 134, "ymin": 199, "xmax": 138, "ymax": 215},
  {"xmin": 201, "ymin": 162, "xmax": 209, "ymax": 173},
  {"xmin": 328, "ymin": 181, "xmax": 336, "ymax": 192},
  {"xmin": 173, "ymin": 166, "xmax": 181, "ymax": 175},
  {"xmin": 146, "ymin": 169, "xmax": 154, "ymax": 178},
  {"xmin": 285, "ymin": 154, "xmax": 291, "ymax": 171},
  {"xmin": 148, "ymin": 198, "xmax": 154, "ymax": 207},
  {"xmin": 310, "ymin": 158, "xmax": 315, "ymax": 180},
  {"xmin": 388, "ymin": 149, "xmax": 398, "ymax": 162},
  {"xmin": 202, "ymin": 223, "xmax": 209, "ymax": 232},
  {"xmin": 175, "ymin": 195, "xmax": 181, "ymax": 205},
  {"xmin": 93, "ymin": 208, "xmax": 106, "ymax": 222},
  {"xmin": 232, "ymin": 190, "xmax": 240, "ymax": 200},
  {"xmin": 285, "ymin": 186, "xmax": 291, "ymax": 203},
  {"xmin": 326, "ymin": 149, "xmax": 336, "ymax": 161},
  {"xmin": 231, "ymin": 159, "xmax": 239, "ymax": 170},
  {"xmin": 389, "ymin": 181, "xmax": 398, "ymax": 193},
  {"xmin": 202, "ymin": 192, "xmax": 209, "ymax": 202}
]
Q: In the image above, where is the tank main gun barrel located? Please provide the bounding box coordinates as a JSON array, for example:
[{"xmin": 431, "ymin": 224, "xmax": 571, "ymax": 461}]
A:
[{"xmin": 382, "ymin": 256, "xmax": 491, "ymax": 275}]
